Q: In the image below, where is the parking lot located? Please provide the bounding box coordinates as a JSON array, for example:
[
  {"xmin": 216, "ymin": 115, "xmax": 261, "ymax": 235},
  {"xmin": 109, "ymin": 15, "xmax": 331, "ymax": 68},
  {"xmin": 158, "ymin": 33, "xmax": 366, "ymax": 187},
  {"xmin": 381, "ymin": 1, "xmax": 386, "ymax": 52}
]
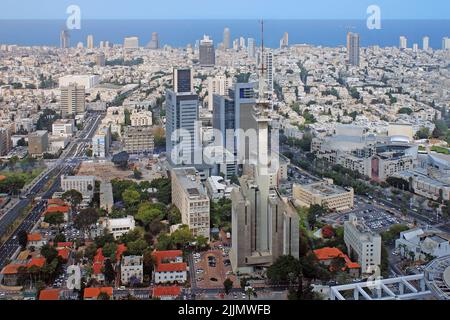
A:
[
  {"xmin": 193, "ymin": 248, "xmax": 238, "ymax": 290},
  {"xmin": 350, "ymin": 208, "xmax": 401, "ymax": 231}
]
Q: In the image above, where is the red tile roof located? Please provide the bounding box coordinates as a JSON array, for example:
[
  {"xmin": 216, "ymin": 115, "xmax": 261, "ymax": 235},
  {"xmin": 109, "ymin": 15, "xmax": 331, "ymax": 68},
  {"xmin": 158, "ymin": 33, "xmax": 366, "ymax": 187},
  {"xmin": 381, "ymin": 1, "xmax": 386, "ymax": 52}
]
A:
[
  {"xmin": 46, "ymin": 205, "xmax": 69, "ymax": 213},
  {"xmin": 0, "ymin": 264, "xmax": 25, "ymax": 275},
  {"xmin": 153, "ymin": 250, "xmax": 186, "ymax": 273},
  {"xmin": 27, "ymin": 233, "xmax": 42, "ymax": 242},
  {"xmin": 153, "ymin": 286, "xmax": 182, "ymax": 298},
  {"xmin": 39, "ymin": 289, "xmax": 61, "ymax": 300},
  {"xmin": 314, "ymin": 247, "xmax": 360, "ymax": 270},
  {"xmin": 155, "ymin": 262, "xmax": 187, "ymax": 273},
  {"xmin": 116, "ymin": 244, "xmax": 127, "ymax": 261},
  {"xmin": 28, "ymin": 257, "xmax": 46, "ymax": 268},
  {"xmin": 57, "ymin": 248, "xmax": 71, "ymax": 260},
  {"xmin": 57, "ymin": 242, "xmax": 73, "ymax": 248},
  {"xmin": 48, "ymin": 199, "xmax": 67, "ymax": 206},
  {"xmin": 83, "ymin": 287, "xmax": 113, "ymax": 299}
]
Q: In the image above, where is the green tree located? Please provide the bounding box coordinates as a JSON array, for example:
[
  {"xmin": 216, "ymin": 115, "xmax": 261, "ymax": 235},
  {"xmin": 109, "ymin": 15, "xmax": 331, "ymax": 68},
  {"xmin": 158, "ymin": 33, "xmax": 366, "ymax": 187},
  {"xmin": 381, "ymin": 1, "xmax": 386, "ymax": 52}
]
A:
[
  {"xmin": 136, "ymin": 203, "xmax": 164, "ymax": 226},
  {"xmin": 40, "ymin": 244, "xmax": 58, "ymax": 263},
  {"xmin": 122, "ymin": 188, "xmax": 141, "ymax": 208},
  {"xmin": 126, "ymin": 239, "xmax": 148, "ymax": 256},
  {"xmin": 62, "ymin": 189, "xmax": 83, "ymax": 210},
  {"xmin": 223, "ymin": 278, "xmax": 233, "ymax": 295},
  {"xmin": 74, "ymin": 208, "xmax": 99, "ymax": 231},
  {"xmin": 44, "ymin": 212, "xmax": 65, "ymax": 225},
  {"xmin": 104, "ymin": 259, "xmax": 116, "ymax": 284}
]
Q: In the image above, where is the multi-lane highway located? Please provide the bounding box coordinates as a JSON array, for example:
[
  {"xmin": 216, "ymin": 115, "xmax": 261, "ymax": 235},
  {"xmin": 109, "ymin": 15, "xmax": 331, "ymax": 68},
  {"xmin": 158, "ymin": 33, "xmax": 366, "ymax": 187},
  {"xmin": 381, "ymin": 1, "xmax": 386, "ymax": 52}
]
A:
[{"xmin": 0, "ymin": 112, "xmax": 103, "ymax": 270}]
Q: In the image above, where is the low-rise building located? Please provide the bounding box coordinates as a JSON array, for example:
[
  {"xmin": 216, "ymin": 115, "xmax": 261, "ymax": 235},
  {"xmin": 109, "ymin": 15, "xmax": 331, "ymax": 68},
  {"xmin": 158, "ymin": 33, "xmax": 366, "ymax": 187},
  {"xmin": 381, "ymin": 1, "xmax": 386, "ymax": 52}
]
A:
[
  {"xmin": 121, "ymin": 255, "xmax": 144, "ymax": 285},
  {"xmin": 314, "ymin": 247, "xmax": 360, "ymax": 277},
  {"xmin": 104, "ymin": 216, "xmax": 136, "ymax": 239},
  {"xmin": 205, "ymin": 176, "xmax": 233, "ymax": 201},
  {"xmin": 395, "ymin": 228, "xmax": 450, "ymax": 261},
  {"xmin": 61, "ymin": 175, "xmax": 95, "ymax": 200},
  {"xmin": 293, "ymin": 179, "xmax": 354, "ymax": 212},
  {"xmin": 152, "ymin": 250, "xmax": 187, "ymax": 284},
  {"xmin": 52, "ymin": 119, "xmax": 75, "ymax": 137}
]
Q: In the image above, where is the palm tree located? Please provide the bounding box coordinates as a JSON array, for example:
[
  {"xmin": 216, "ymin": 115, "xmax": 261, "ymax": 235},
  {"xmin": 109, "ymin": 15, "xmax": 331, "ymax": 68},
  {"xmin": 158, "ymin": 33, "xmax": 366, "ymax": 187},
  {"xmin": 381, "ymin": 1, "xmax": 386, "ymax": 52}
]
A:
[{"xmin": 246, "ymin": 287, "xmax": 256, "ymax": 300}]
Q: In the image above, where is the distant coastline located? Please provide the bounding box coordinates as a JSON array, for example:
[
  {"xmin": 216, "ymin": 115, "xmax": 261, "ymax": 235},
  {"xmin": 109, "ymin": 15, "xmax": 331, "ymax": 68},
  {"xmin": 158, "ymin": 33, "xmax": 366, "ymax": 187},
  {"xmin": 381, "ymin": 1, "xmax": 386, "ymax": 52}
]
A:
[{"xmin": 0, "ymin": 19, "xmax": 449, "ymax": 49}]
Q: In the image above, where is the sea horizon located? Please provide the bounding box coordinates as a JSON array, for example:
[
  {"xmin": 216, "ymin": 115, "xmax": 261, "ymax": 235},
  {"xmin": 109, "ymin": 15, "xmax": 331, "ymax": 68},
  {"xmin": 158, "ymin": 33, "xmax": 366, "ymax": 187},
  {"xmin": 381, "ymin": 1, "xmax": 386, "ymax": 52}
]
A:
[{"xmin": 0, "ymin": 19, "xmax": 449, "ymax": 49}]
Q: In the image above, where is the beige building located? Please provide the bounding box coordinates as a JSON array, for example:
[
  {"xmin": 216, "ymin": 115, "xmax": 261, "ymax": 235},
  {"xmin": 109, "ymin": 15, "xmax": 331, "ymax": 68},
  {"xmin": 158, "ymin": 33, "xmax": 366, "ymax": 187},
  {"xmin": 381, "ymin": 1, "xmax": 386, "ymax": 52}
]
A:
[
  {"xmin": 344, "ymin": 213, "xmax": 382, "ymax": 275},
  {"xmin": 28, "ymin": 130, "xmax": 48, "ymax": 156},
  {"xmin": 130, "ymin": 109, "xmax": 153, "ymax": 126},
  {"xmin": 171, "ymin": 167, "xmax": 210, "ymax": 240},
  {"xmin": 123, "ymin": 126, "xmax": 154, "ymax": 154},
  {"xmin": 293, "ymin": 179, "xmax": 354, "ymax": 212},
  {"xmin": 61, "ymin": 84, "xmax": 85, "ymax": 116}
]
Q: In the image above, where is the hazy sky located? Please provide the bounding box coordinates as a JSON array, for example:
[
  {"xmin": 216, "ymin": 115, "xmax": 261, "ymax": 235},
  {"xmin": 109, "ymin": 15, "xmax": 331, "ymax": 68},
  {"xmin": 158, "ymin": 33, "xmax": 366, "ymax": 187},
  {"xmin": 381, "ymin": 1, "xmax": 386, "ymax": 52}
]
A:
[{"xmin": 1, "ymin": 0, "xmax": 450, "ymax": 20}]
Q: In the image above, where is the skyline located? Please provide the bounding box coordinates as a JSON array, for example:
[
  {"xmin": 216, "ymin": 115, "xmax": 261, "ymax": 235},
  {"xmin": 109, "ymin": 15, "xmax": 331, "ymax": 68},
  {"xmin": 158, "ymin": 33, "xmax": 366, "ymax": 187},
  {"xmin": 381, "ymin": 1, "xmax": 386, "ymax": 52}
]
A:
[{"xmin": 1, "ymin": 0, "xmax": 450, "ymax": 20}]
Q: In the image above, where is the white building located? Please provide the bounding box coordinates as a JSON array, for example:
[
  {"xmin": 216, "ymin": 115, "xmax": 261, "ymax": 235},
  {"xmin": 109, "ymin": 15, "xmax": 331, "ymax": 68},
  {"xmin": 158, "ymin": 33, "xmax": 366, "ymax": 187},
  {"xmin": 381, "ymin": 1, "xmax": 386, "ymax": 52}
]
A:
[
  {"xmin": 344, "ymin": 213, "xmax": 382, "ymax": 275},
  {"xmin": 152, "ymin": 250, "xmax": 187, "ymax": 284},
  {"xmin": 59, "ymin": 75, "xmax": 100, "ymax": 89},
  {"xmin": 205, "ymin": 176, "xmax": 233, "ymax": 201},
  {"xmin": 105, "ymin": 216, "xmax": 136, "ymax": 240},
  {"xmin": 395, "ymin": 228, "xmax": 450, "ymax": 261},
  {"xmin": 52, "ymin": 119, "xmax": 75, "ymax": 137},
  {"xmin": 124, "ymin": 37, "xmax": 139, "ymax": 49},
  {"xmin": 400, "ymin": 36, "xmax": 408, "ymax": 49},
  {"xmin": 121, "ymin": 255, "xmax": 144, "ymax": 285},
  {"xmin": 61, "ymin": 175, "xmax": 96, "ymax": 200}
]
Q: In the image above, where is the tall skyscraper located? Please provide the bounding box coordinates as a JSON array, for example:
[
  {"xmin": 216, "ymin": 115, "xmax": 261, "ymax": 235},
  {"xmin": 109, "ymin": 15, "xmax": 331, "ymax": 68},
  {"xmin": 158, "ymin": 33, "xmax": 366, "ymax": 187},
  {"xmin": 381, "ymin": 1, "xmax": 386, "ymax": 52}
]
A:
[
  {"xmin": 423, "ymin": 36, "xmax": 430, "ymax": 51},
  {"xmin": 199, "ymin": 35, "xmax": 215, "ymax": 67},
  {"xmin": 230, "ymin": 23, "xmax": 299, "ymax": 272},
  {"xmin": 96, "ymin": 53, "xmax": 106, "ymax": 67},
  {"xmin": 239, "ymin": 37, "xmax": 246, "ymax": 49},
  {"xmin": 173, "ymin": 68, "xmax": 193, "ymax": 93},
  {"xmin": 166, "ymin": 68, "xmax": 199, "ymax": 165},
  {"xmin": 148, "ymin": 32, "xmax": 159, "ymax": 49},
  {"xmin": 207, "ymin": 75, "xmax": 233, "ymax": 111},
  {"xmin": 60, "ymin": 84, "xmax": 86, "ymax": 116},
  {"xmin": 400, "ymin": 36, "xmax": 408, "ymax": 49},
  {"xmin": 87, "ymin": 35, "xmax": 94, "ymax": 49},
  {"xmin": 443, "ymin": 37, "xmax": 450, "ymax": 50},
  {"xmin": 223, "ymin": 27, "xmax": 231, "ymax": 49},
  {"xmin": 280, "ymin": 32, "xmax": 289, "ymax": 48},
  {"xmin": 247, "ymin": 38, "xmax": 256, "ymax": 58},
  {"xmin": 260, "ymin": 51, "xmax": 274, "ymax": 104},
  {"xmin": 60, "ymin": 30, "xmax": 70, "ymax": 49},
  {"xmin": 347, "ymin": 32, "xmax": 360, "ymax": 66}
]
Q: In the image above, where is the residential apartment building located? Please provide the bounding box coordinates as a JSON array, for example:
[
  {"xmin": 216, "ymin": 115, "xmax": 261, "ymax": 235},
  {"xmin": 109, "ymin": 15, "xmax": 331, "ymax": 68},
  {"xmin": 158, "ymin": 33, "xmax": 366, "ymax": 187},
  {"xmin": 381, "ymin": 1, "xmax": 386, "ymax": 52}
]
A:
[
  {"xmin": 344, "ymin": 213, "xmax": 382, "ymax": 275},
  {"xmin": 130, "ymin": 109, "xmax": 153, "ymax": 126},
  {"xmin": 28, "ymin": 130, "xmax": 48, "ymax": 156},
  {"xmin": 60, "ymin": 84, "xmax": 86, "ymax": 116},
  {"xmin": 121, "ymin": 255, "xmax": 144, "ymax": 285},
  {"xmin": 171, "ymin": 167, "xmax": 210, "ymax": 239},
  {"xmin": 123, "ymin": 126, "xmax": 154, "ymax": 154},
  {"xmin": 0, "ymin": 128, "xmax": 12, "ymax": 156}
]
